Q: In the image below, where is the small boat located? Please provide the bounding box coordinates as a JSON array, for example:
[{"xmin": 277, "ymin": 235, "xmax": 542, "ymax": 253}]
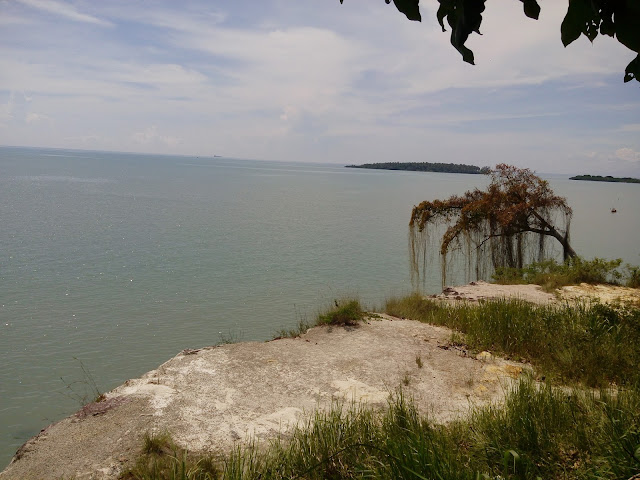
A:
[{"xmin": 611, "ymin": 208, "xmax": 617, "ymax": 213}]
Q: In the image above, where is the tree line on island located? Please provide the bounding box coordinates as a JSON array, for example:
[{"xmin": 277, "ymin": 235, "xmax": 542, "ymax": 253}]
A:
[
  {"xmin": 570, "ymin": 174, "xmax": 640, "ymax": 184},
  {"xmin": 346, "ymin": 162, "xmax": 491, "ymax": 175}
]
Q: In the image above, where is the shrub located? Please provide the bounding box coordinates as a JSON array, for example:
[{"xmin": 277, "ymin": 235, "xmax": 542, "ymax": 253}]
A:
[
  {"xmin": 316, "ymin": 299, "xmax": 366, "ymax": 326},
  {"xmin": 493, "ymin": 257, "xmax": 626, "ymax": 291},
  {"xmin": 628, "ymin": 265, "xmax": 640, "ymax": 288}
]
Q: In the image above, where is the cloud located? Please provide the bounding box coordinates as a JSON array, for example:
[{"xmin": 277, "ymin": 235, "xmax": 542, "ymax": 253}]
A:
[
  {"xmin": 132, "ymin": 126, "xmax": 180, "ymax": 148},
  {"xmin": 25, "ymin": 112, "xmax": 50, "ymax": 123},
  {"xmin": 0, "ymin": 91, "xmax": 31, "ymax": 124},
  {"xmin": 1, "ymin": 1, "xmax": 638, "ymax": 167},
  {"xmin": 0, "ymin": 13, "xmax": 33, "ymax": 25},
  {"xmin": 16, "ymin": 0, "xmax": 112, "ymax": 26},
  {"xmin": 615, "ymin": 148, "xmax": 640, "ymax": 163},
  {"xmin": 111, "ymin": 63, "xmax": 208, "ymax": 87},
  {"xmin": 64, "ymin": 134, "xmax": 102, "ymax": 144},
  {"xmin": 25, "ymin": 112, "xmax": 47, "ymax": 123},
  {"xmin": 621, "ymin": 123, "xmax": 640, "ymax": 133}
]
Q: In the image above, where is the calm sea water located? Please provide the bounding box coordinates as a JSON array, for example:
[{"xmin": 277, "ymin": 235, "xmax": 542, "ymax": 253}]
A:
[{"xmin": 1, "ymin": 146, "xmax": 639, "ymax": 467}]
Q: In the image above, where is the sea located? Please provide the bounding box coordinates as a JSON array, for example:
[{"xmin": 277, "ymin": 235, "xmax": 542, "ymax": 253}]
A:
[{"xmin": 1, "ymin": 145, "xmax": 639, "ymax": 468}]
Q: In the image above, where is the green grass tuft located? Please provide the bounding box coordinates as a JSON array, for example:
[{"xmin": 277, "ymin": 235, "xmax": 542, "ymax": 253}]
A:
[
  {"xmin": 273, "ymin": 318, "xmax": 312, "ymax": 340},
  {"xmin": 142, "ymin": 432, "xmax": 174, "ymax": 456},
  {"xmin": 316, "ymin": 298, "xmax": 367, "ymax": 326},
  {"xmin": 122, "ymin": 432, "xmax": 219, "ymax": 479}
]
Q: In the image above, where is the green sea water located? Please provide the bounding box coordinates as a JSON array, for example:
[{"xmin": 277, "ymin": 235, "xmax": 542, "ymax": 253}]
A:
[{"xmin": 1, "ymin": 146, "xmax": 639, "ymax": 467}]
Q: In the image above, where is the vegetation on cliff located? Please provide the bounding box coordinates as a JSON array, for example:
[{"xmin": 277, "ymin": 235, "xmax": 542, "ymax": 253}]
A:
[{"xmin": 123, "ymin": 293, "xmax": 640, "ymax": 479}]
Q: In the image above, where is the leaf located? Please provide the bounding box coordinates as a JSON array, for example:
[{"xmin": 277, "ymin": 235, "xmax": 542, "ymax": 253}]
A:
[
  {"xmin": 599, "ymin": 15, "xmax": 614, "ymax": 37},
  {"xmin": 503, "ymin": 449, "xmax": 520, "ymax": 473},
  {"xmin": 585, "ymin": 18, "xmax": 599, "ymax": 43},
  {"xmin": 561, "ymin": 0, "xmax": 590, "ymax": 47},
  {"xmin": 615, "ymin": 3, "xmax": 640, "ymax": 53},
  {"xmin": 520, "ymin": 0, "xmax": 541, "ymax": 20},
  {"xmin": 445, "ymin": 0, "xmax": 485, "ymax": 64},
  {"xmin": 625, "ymin": 53, "xmax": 640, "ymax": 83},
  {"xmin": 456, "ymin": 42, "xmax": 475, "ymax": 65},
  {"xmin": 436, "ymin": 1, "xmax": 453, "ymax": 32},
  {"xmin": 392, "ymin": 0, "xmax": 421, "ymax": 21},
  {"xmin": 463, "ymin": 0, "xmax": 486, "ymax": 34}
]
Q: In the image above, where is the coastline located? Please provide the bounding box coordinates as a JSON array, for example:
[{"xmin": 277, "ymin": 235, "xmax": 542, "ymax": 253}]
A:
[
  {"xmin": 1, "ymin": 318, "xmax": 525, "ymax": 479},
  {"xmin": 3, "ymin": 281, "xmax": 639, "ymax": 479}
]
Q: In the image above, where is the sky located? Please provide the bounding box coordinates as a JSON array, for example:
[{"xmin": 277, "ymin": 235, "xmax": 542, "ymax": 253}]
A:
[{"xmin": 1, "ymin": 0, "xmax": 639, "ymax": 175}]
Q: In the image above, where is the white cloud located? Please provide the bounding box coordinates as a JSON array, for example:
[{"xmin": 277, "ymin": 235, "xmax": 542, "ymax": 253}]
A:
[
  {"xmin": 63, "ymin": 134, "xmax": 102, "ymax": 144},
  {"xmin": 0, "ymin": 91, "xmax": 32, "ymax": 124},
  {"xmin": 16, "ymin": 0, "xmax": 112, "ymax": 26},
  {"xmin": 111, "ymin": 63, "xmax": 208, "ymax": 86},
  {"xmin": 0, "ymin": 0, "xmax": 637, "ymax": 168},
  {"xmin": 26, "ymin": 112, "xmax": 49, "ymax": 123},
  {"xmin": 615, "ymin": 148, "xmax": 640, "ymax": 163},
  {"xmin": 96, "ymin": 4, "xmax": 226, "ymax": 32},
  {"xmin": 132, "ymin": 126, "xmax": 181, "ymax": 148},
  {"xmin": 621, "ymin": 123, "xmax": 640, "ymax": 133},
  {"xmin": 0, "ymin": 13, "xmax": 33, "ymax": 25}
]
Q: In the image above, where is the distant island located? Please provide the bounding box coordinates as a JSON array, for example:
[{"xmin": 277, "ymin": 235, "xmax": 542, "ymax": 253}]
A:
[
  {"xmin": 569, "ymin": 174, "xmax": 640, "ymax": 184},
  {"xmin": 346, "ymin": 162, "xmax": 491, "ymax": 175}
]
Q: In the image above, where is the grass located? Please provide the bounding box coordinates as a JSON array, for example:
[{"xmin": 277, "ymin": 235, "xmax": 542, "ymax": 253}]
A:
[
  {"xmin": 492, "ymin": 257, "xmax": 640, "ymax": 291},
  {"xmin": 463, "ymin": 378, "xmax": 640, "ymax": 479},
  {"xmin": 273, "ymin": 317, "xmax": 312, "ymax": 340},
  {"xmin": 123, "ymin": 294, "xmax": 640, "ymax": 479},
  {"xmin": 121, "ymin": 379, "xmax": 640, "ymax": 479},
  {"xmin": 316, "ymin": 298, "xmax": 367, "ymax": 326},
  {"xmin": 142, "ymin": 431, "xmax": 175, "ymax": 456},
  {"xmin": 218, "ymin": 330, "xmax": 244, "ymax": 345},
  {"xmin": 273, "ymin": 299, "xmax": 368, "ymax": 340},
  {"xmin": 121, "ymin": 432, "xmax": 219, "ymax": 480},
  {"xmin": 59, "ymin": 357, "xmax": 104, "ymax": 406},
  {"xmin": 385, "ymin": 294, "xmax": 640, "ymax": 387},
  {"xmin": 628, "ymin": 265, "xmax": 640, "ymax": 288}
]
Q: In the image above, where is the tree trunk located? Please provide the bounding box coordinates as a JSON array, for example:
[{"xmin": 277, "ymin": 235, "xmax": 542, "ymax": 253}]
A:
[
  {"xmin": 530, "ymin": 210, "xmax": 577, "ymax": 260},
  {"xmin": 560, "ymin": 233, "xmax": 577, "ymax": 260}
]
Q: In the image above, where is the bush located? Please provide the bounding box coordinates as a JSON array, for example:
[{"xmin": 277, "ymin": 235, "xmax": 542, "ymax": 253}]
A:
[
  {"xmin": 628, "ymin": 265, "xmax": 640, "ymax": 288},
  {"xmin": 316, "ymin": 299, "xmax": 366, "ymax": 326},
  {"xmin": 493, "ymin": 257, "xmax": 626, "ymax": 291}
]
